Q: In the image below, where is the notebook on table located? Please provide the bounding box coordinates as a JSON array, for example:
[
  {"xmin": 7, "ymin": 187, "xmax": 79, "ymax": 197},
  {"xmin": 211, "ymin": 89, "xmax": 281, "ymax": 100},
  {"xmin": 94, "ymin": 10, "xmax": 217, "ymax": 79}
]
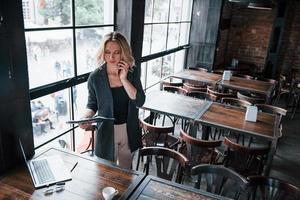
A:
[{"xmin": 19, "ymin": 139, "xmax": 72, "ymax": 188}]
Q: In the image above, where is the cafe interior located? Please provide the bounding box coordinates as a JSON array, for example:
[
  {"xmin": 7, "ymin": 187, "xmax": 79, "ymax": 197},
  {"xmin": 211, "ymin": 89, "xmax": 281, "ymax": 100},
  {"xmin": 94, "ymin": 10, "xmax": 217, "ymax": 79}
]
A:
[{"xmin": 1, "ymin": 0, "xmax": 300, "ymax": 199}]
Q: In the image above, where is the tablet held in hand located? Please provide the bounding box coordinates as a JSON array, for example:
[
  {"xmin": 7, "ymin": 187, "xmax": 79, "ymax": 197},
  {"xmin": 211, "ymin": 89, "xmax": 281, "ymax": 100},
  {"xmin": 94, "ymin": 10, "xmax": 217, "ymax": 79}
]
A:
[{"xmin": 66, "ymin": 116, "xmax": 115, "ymax": 124}]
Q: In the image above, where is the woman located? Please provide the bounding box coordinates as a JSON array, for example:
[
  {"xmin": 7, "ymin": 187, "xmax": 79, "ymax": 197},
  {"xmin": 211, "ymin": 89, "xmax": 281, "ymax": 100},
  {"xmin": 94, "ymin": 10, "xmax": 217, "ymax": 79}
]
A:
[{"xmin": 79, "ymin": 32, "xmax": 145, "ymax": 169}]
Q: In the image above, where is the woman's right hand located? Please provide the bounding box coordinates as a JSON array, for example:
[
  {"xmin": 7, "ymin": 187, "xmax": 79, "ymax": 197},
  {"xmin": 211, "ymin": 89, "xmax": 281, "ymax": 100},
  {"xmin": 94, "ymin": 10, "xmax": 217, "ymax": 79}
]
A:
[{"xmin": 79, "ymin": 109, "xmax": 96, "ymax": 130}]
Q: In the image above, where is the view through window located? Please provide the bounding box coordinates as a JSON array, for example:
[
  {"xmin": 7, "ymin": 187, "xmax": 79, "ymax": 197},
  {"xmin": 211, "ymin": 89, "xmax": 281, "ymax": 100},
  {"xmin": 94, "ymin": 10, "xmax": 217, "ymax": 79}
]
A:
[
  {"xmin": 141, "ymin": 0, "xmax": 193, "ymax": 90},
  {"xmin": 22, "ymin": 0, "xmax": 114, "ymax": 151}
]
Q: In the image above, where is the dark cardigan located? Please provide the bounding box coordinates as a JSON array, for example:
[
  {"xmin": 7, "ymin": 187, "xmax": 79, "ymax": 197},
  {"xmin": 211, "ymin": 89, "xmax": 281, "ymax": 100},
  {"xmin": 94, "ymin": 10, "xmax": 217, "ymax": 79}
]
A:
[{"xmin": 86, "ymin": 64, "xmax": 145, "ymax": 161}]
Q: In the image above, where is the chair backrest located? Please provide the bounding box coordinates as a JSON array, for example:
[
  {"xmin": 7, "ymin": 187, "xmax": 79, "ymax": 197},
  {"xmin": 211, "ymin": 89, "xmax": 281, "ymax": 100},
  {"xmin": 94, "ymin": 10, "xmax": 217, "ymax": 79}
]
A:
[
  {"xmin": 138, "ymin": 147, "xmax": 189, "ymax": 183},
  {"xmin": 237, "ymin": 92, "xmax": 265, "ymax": 104},
  {"xmin": 188, "ymin": 67, "xmax": 208, "ymax": 72},
  {"xmin": 221, "ymin": 97, "xmax": 252, "ymax": 109},
  {"xmin": 139, "ymin": 118, "xmax": 177, "ymax": 148},
  {"xmin": 179, "ymin": 129, "xmax": 222, "ymax": 167},
  {"xmin": 234, "ymin": 74, "xmax": 255, "ymax": 80},
  {"xmin": 207, "ymin": 88, "xmax": 235, "ymax": 101},
  {"xmin": 187, "ymin": 91, "xmax": 217, "ymax": 101},
  {"xmin": 258, "ymin": 77, "xmax": 278, "ymax": 85},
  {"xmin": 258, "ymin": 77, "xmax": 279, "ymax": 103},
  {"xmin": 223, "ymin": 137, "xmax": 270, "ymax": 177},
  {"xmin": 212, "ymin": 69, "xmax": 224, "ymax": 74},
  {"xmin": 161, "ymin": 78, "xmax": 183, "ymax": 87},
  {"xmin": 183, "ymin": 83, "xmax": 207, "ymax": 92},
  {"xmin": 163, "ymin": 85, "xmax": 189, "ymax": 95},
  {"xmin": 248, "ymin": 175, "xmax": 300, "ymax": 200},
  {"xmin": 255, "ymin": 104, "xmax": 287, "ymax": 117},
  {"xmin": 256, "ymin": 104, "xmax": 287, "ymax": 137},
  {"xmin": 191, "ymin": 164, "xmax": 250, "ymax": 199}
]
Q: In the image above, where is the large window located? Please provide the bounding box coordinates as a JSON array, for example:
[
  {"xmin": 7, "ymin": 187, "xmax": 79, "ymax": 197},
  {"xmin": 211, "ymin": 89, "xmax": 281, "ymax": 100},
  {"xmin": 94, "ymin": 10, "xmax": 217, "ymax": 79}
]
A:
[
  {"xmin": 141, "ymin": 0, "xmax": 192, "ymax": 90},
  {"xmin": 22, "ymin": 0, "xmax": 114, "ymax": 149}
]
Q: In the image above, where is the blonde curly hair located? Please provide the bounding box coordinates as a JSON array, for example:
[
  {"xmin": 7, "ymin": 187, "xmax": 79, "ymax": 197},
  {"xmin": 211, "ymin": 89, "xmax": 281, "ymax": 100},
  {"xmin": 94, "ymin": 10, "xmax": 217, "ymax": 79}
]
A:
[{"xmin": 96, "ymin": 32, "xmax": 135, "ymax": 67}]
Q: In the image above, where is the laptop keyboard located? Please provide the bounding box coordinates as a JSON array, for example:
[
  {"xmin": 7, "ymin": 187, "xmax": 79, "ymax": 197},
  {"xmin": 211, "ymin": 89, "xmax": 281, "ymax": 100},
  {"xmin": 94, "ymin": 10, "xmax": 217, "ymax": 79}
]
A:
[{"xmin": 32, "ymin": 159, "xmax": 55, "ymax": 184}]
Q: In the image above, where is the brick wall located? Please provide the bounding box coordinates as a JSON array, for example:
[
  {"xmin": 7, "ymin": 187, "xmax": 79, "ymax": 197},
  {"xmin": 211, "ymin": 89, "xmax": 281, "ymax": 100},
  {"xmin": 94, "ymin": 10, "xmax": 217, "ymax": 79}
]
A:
[{"xmin": 215, "ymin": 1, "xmax": 300, "ymax": 77}]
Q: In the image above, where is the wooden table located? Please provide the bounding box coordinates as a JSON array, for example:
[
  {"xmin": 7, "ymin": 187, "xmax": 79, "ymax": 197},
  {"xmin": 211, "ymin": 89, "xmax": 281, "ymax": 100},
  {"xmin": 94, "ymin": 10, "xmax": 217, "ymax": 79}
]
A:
[
  {"xmin": 140, "ymin": 90, "xmax": 212, "ymax": 137},
  {"xmin": 218, "ymin": 76, "xmax": 274, "ymax": 101},
  {"xmin": 197, "ymin": 103, "xmax": 280, "ymax": 175},
  {"xmin": 172, "ymin": 69, "xmax": 221, "ymax": 86},
  {"xmin": 128, "ymin": 175, "xmax": 226, "ymax": 200},
  {"xmin": 0, "ymin": 148, "xmax": 145, "ymax": 200}
]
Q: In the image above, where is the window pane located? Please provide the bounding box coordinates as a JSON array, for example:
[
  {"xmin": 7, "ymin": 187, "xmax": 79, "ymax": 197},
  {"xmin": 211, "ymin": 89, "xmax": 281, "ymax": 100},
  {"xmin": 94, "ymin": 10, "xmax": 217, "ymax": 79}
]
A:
[
  {"xmin": 174, "ymin": 50, "xmax": 186, "ymax": 72},
  {"xmin": 144, "ymin": 0, "xmax": 153, "ymax": 23},
  {"xmin": 179, "ymin": 23, "xmax": 190, "ymax": 46},
  {"xmin": 146, "ymin": 57, "xmax": 163, "ymax": 88},
  {"xmin": 153, "ymin": 0, "xmax": 169, "ymax": 23},
  {"xmin": 162, "ymin": 55, "xmax": 174, "ymax": 78},
  {"xmin": 26, "ymin": 30, "xmax": 74, "ymax": 89},
  {"xmin": 76, "ymin": 27, "xmax": 113, "ymax": 75},
  {"xmin": 31, "ymin": 89, "xmax": 70, "ymax": 147},
  {"xmin": 151, "ymin": 24, "xmax": 167, "ymax": 54},
  {"xmin": 167, "ymin": 23, "xmax": 180, "ymax": 49},
  {"xmin": 75, "ymin": 0, "xmax": 113, "ymax": 25},
  {"xmin": 181, "ymin": 0, "xmax": 192, "ymax": 21},
  {"xmin": 169, "ymin": 0, "xmax": 182, "ymax": 22},
  {"xmin": 142, "ymin": 25, "xmax": 152, "ymax": 56},
  {"xmin": 23, "ymin": 0, "xmax": 72, "ymax": 28},
  {"xmin": 72, "ymin": 83, "xmax": 95, "ymax": 155},
  {"xmin": 73, "ymin": 83, "xmax": 88, "ymax": 119}
]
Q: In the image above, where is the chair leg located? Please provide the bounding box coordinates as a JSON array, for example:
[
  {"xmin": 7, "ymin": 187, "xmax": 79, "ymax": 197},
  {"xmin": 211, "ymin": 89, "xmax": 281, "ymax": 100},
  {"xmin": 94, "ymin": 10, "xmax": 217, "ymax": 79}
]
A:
[{"xmin": 136, "ymin": 149, "xmax": 141, "ymax": 171}]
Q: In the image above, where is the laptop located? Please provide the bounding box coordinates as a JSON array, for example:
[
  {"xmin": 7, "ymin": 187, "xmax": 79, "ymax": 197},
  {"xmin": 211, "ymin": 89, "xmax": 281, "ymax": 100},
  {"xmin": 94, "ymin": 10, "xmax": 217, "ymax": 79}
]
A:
[{"xmin": 19, "ymin": 139, "xmax": 72, "ymax": 188}]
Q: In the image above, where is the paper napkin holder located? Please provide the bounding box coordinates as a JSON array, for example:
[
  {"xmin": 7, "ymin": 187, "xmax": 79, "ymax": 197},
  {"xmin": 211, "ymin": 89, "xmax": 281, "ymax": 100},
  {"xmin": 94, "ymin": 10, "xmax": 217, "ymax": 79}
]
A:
[
  {"xmin": 222, "ymin": 70, "xmax": 231, "ymax": 81},
  {"xmin": 245, "ymin": 105, "xmax": 258, "ymax": 122}
]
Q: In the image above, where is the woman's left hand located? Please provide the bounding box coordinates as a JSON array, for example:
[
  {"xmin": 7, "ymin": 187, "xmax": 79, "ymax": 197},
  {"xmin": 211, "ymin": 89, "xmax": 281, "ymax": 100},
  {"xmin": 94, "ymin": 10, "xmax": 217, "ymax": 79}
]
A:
[{"xmin": 118, "ymin": 61, "xmax": 130, "ymax": 81}]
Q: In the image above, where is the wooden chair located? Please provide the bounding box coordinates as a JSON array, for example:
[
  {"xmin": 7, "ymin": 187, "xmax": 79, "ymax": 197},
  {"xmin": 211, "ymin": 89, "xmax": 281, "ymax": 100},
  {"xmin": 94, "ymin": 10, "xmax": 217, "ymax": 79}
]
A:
[
  {"xmin": 136, "ymin": 147, "xmax": 188, "ymax": 183},
  {"xmin": 256, "ymin": 104, "xmax": 287, "ymax": 123},
  {"xmin": 191, "ymin": 164, "xmax": 250, "ymax": 199},
  {"xmin": 207, "ymin": 88, "xmax": 235, "ymax": 102},
  {"xmin": 258, "ymin": 77, "xmax": 279, "ymax": 104},
  {"xmin": 223, "ymin": 137, "xmax": 270, "ymax": 177},
  {"xmin": 234, "ymin": 74, "xmax": 255, "ymax": 80},
  {"xmin": 187, "ymin": 91, "xmax": 217, "ymax": 101},
  {"xmin": 288, "ymin": 82, "xmax": 300, "ymax": 119},
  {"xmin": 237, "ymin": 92, "xmax": 265, "ymax": 105},
  {"xmin": 183, "ymin": 83, "xmax": 207, "ymax": 92},
  {"xmin": 160, "ymin": 78, "xmax": 183, "ymax": 87},
  {"xmin": 188, "ymin": 67, "xmax": 208, "ymax": 72},
  {"xmin": 179, "ymin": 129, "xmax": 222, "ymax": 168},
  {"xmin": 163, "ymin": 85, "xmax": 189, "ymax": 95},
  {"xmin": 248, "ymin": 175, "xmax": 300, "ymax": 200},
  {"xmin": 139, "ymin": 118, "xmax": 180, "ymax": 148},
  {"xmin": 212, "ymin": 69, "xmax": 224, "ymax": 74},
  {"xmin": 273, "ymin": 74, "xmax": 293, "ymax": 107},
  {"xmin": 221, "ymin": 97, "xmax": 252, "ymax": 109},
  {"xmin": 248, "ymin": 104, "xmax": 287, "ymax": 146}
]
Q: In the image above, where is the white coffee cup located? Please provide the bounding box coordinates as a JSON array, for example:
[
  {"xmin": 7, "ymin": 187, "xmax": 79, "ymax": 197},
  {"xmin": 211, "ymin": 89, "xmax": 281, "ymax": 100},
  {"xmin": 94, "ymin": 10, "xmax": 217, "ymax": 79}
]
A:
[{"xmin": 102, "ymin": 187, "xmax": 118, "ymax": 200}]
